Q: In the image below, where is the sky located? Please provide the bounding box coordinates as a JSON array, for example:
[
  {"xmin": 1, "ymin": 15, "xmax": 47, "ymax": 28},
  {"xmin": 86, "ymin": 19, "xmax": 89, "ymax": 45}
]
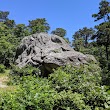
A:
[{"xmin": 0, "ymin": 0, "xmax": 105, "ymax": 41}]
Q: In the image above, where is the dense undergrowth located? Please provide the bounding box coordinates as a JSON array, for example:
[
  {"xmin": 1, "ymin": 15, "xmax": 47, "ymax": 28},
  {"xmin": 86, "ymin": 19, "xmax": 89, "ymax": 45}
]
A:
[{"xmin": 0, "ymin": 63, "xmax": 110, "ymax": 110}]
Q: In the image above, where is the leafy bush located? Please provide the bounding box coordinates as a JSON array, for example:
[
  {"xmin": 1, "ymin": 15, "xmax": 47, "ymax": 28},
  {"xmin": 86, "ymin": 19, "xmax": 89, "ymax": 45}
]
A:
[
  {"xmin": 49, "ymin": 64, "xmax": 101, "ymax": 92},
  {"xmin": 0, "ymin": 64, "xmax": 5, "ymax": 73},
  {"xmin": 53, "ymin": 90, "xmax": 91, "ymax": 110},
  {"xmin": 0, "ymin": 76, "xmax": 91, "ymax": 110},
  {"xmin": 10, "ymin": 65, "xmax": 41, "ymax": 76},
  {"xmin": 0, "ymin": 63, "xmax": 110, "ymax": 110},
  {"xmin": 102, "ymin": 68, "xmax": 110, "ymax": 86},
  {"xmin": 49, "ymin": 64, "xmax": 110, "ymax": 109},
  {"xmin": 0, "ymin": 76, "xmax": 56, "ymax": 110},
  {"xmin": 8, "ymin": 65, "xmax": 41, "ymax": 85}
]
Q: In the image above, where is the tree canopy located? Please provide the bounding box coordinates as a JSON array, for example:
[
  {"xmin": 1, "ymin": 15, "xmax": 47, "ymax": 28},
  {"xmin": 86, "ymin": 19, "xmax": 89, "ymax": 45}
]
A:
[
  {"xmin": 29, "ymin": 18, "xmax": 50, "ymax": 34},
  {"xmin": 51, "ymin": 28, "xmax": 66, "ymax": 38}
]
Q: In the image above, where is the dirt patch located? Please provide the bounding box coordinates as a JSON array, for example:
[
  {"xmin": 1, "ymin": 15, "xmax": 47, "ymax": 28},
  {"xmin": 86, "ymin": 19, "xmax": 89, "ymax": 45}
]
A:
[{"xmin": 0, "ymin": 82, "xmax": 7, "ymax": 88}]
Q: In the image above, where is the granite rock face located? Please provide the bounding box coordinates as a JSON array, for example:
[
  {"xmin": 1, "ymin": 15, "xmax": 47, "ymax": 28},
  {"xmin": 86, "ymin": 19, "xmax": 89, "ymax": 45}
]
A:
[{"xmin": 16, "ymin": 33, "xmax": 96, "ymax": 75}]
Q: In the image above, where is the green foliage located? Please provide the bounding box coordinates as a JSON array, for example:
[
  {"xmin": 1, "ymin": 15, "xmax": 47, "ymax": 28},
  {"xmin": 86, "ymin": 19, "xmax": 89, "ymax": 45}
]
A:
[
  {"xmin": 0, "ymin": 76, "xmax": 56, "ymax": 110},
  {"xmin": 72, "ymin": 37, "xmax": 84, "ymax": 52},
  {"xmin": 51, "ymin": 28, "xmax": 66, "ymax": 38},
  {"xmin": 0, "ymin": 37, "xmax": 15, "ymax": 64},
  {"xmin": 53, "ymin": 90, "xmax": 91, "ymax": 110},
  {"xmin": 51, "ymin": 28, "xmax": 70, "ymax": 44},
  {"xmin": 92, "ymin": 0, "xmax": 110, "ymax": 22},
  {"xmin": 102, "ymin": 68, "xmax": 110, "ymax": 85},
  {"xmin": 92, "ymin": 0, "xmax": 110, "ymax": 62},
  {"xmin": 49, "ymin": 64, "xmax": 101, "ymax": 93},
  {"xmin": 4, "ymin": 19, "xmax": 15, "ymax": 28},
  {"xmin": 0, "ymin": 10, "xmax": 9, "ymax": 22},
  {"xmin": 29, "ymin": 18, "xmax": 50, "ymax": 34},
  {"xmin": 1, "ymin": 64, "xmax": 110, "ymax": 110},
  {"xmin": 13, "ymin": 24, "xmax": 30, "ymax": 39},
  {"xmin": 96, "ymin": 22, "xmax": 110, "ymax": 46},
  {"xmin": 0, "ymin": 64, "xmax": 5, "ymax": 73},
  {"xmin": 0, "ymin": 23, "xmax": 17, "ymax": 66},
  {"xmin": 72, "ymin": 27, "xmax": 95, "ymax": 50},
  {"xmin": 71, "ymin": 0, "xmax": 110, "ymax": 85},
  {"xmin": 9, "ymin": 65, "xmax": 41, "ymax": 85},
  {"xmin": 92, "ymin": 22, "xmax": 110, "ymax": 61},
  {"xmin": 0, "ymin": 22, "xmax": 11, "ymax": 36},
  {"xmin": 91, "ymin": 0, "xmax": 110, "ymax": 85},
  {"xmin": 49, "ymin": 64, "xmax": 110, "ymax": 109},
  {"xmin": 0, "ymin": 72, "xmax": 79, "ymax": 110}
]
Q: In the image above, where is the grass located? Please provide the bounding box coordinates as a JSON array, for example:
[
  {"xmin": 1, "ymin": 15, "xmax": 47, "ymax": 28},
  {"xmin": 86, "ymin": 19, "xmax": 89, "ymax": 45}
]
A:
[
  {"xmin": 0, "ymin": 69, "xmax": 10, "ymax": 77},
  {"xmin": 0, "ymin": 69, "xmax": 17, "ymax": 92},
  {"xmin": 0, "ymin": 69, "xmax": 10, "ymax": 84},
  {"xmin": 0, "ymin": 86, "xmax": 17, "ymax": 92}
]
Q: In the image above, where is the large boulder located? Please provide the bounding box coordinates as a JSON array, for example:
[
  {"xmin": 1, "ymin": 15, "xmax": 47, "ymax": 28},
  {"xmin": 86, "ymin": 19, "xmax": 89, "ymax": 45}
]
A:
[{"xmin": 16, "ymin": 33, "xmax": 96, "ymax": 75}]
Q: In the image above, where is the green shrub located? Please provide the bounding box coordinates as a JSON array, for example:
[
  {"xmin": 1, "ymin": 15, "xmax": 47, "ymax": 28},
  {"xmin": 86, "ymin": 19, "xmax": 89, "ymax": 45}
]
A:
[
  {"xmin": 49, "ymin": 64, "xmax": 110, "ymax": 109},
  {"xmin": 0, "ymin": 64, "xmax": 5, "ymax": 73},
  {"xmin": 10, "ymin": 65, "xmax": 41, "ymax": 76},
  {"xmin": 0, "ymin": 76, "xmax": 92, "ymax": 110},
  {"xmin": 53, "ymin": 90, "xmax": 91, "ymax": 110},
  {"xmin": 0, "ymin": 76, "xmax": 56, "ymax": 110},
  {"xmin": 8, "ymin": 65, "xmax": 40, "ymax": 85},
  {"xmin": 102, "ymin": 68, "xmax": 110, "ymax": 86},
  {"xmin": 0, "ymin": 63, "xmax": 110, "ymax": 110},
  {"xmin": 49, "ymin": 64, "xmax": 101, "ymax": 92}
]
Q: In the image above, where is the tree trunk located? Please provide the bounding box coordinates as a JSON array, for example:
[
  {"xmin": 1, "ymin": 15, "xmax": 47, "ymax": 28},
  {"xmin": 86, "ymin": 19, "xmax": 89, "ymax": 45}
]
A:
[{"xmin": 85, "ymin": 36, "xmax": 88, "ymax": 47}]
